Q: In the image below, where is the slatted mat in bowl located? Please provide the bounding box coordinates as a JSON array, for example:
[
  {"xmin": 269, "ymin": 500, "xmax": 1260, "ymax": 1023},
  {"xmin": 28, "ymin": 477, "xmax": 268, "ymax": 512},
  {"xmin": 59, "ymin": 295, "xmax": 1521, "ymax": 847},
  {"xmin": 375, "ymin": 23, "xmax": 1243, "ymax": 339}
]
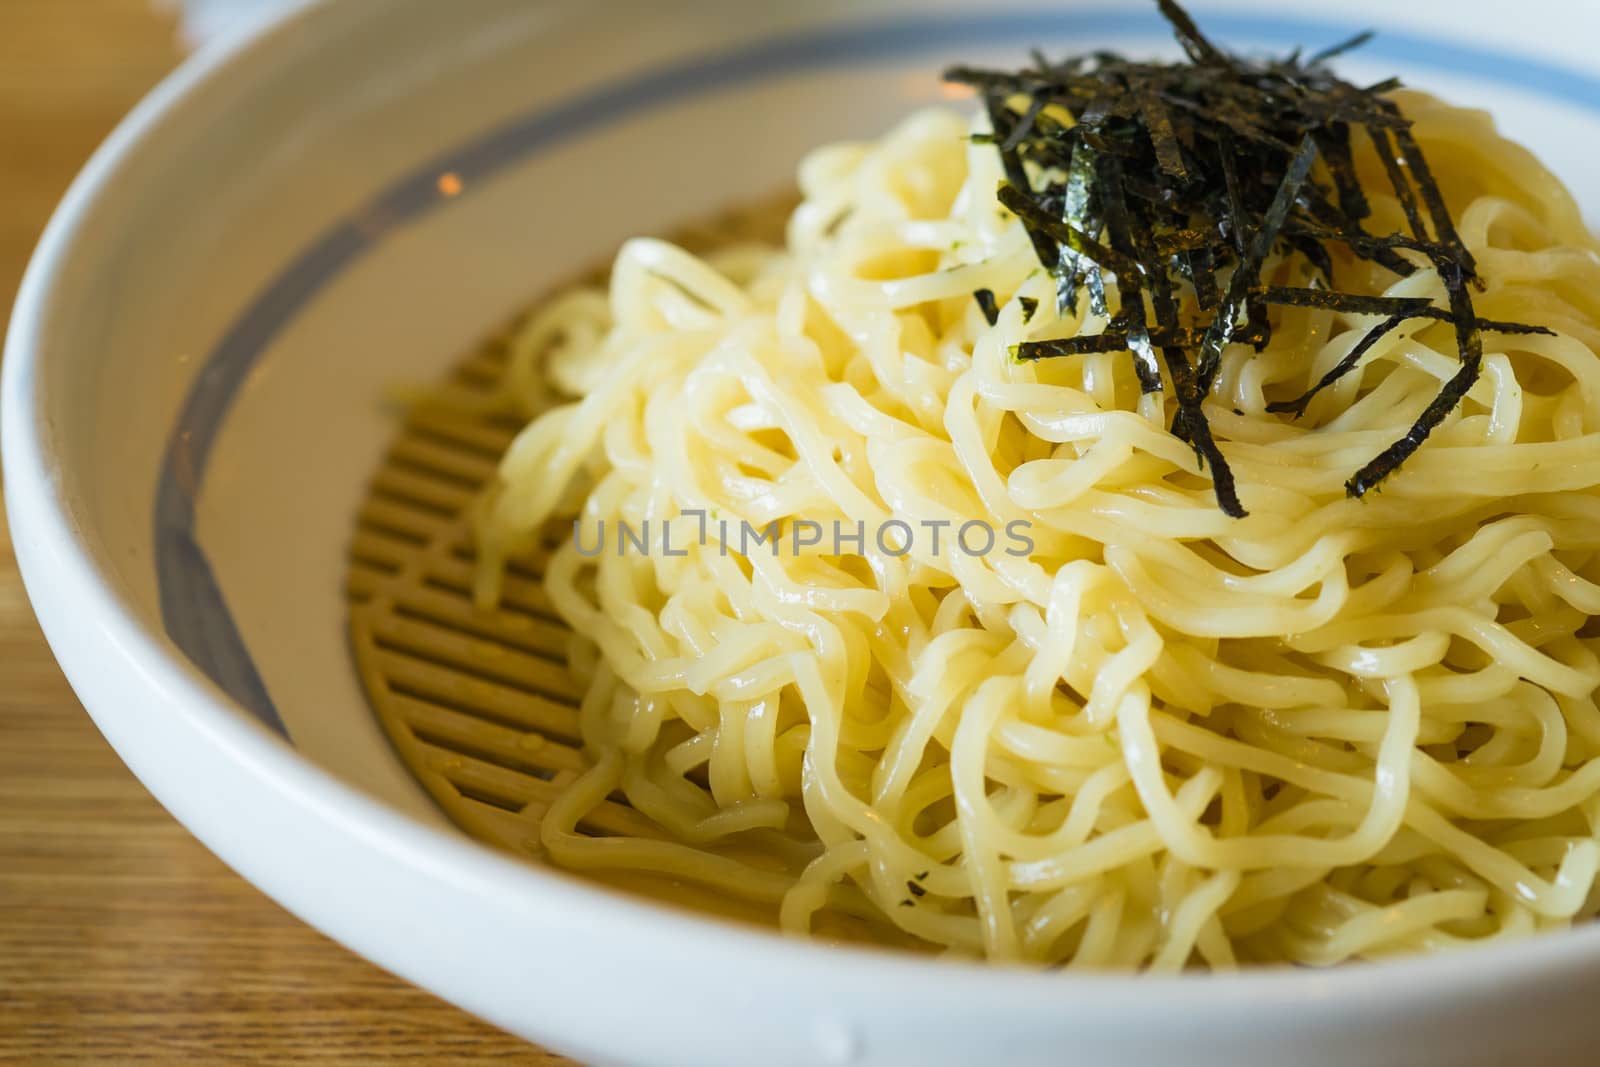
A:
[{"xmin": 345, "ymin": 194, "xmax": 799, "ymax": 872}]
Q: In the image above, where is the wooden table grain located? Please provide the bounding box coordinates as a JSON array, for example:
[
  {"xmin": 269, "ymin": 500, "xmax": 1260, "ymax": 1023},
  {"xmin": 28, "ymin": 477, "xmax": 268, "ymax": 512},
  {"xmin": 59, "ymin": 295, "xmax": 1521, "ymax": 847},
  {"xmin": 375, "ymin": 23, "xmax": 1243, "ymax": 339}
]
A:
[{"xmin": 0, "ymin": 3, "xmax": 574, "ymax": 1063}]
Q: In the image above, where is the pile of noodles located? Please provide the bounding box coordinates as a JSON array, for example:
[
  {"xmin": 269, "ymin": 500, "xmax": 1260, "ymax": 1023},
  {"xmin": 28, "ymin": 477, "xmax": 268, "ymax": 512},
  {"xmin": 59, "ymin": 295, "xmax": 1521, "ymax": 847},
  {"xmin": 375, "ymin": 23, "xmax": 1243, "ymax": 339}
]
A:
[{"xmin": 473, "ymin": 93, "xmax": 1600, "ymax": 968}]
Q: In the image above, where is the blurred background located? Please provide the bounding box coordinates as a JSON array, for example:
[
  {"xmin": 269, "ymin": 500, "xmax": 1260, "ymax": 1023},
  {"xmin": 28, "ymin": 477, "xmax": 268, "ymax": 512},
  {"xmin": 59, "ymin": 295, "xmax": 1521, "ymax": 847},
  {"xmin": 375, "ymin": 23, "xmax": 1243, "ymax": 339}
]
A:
[{"xmin": 0, "ymin": 1, "xmax": 565, "ymax": 1062}]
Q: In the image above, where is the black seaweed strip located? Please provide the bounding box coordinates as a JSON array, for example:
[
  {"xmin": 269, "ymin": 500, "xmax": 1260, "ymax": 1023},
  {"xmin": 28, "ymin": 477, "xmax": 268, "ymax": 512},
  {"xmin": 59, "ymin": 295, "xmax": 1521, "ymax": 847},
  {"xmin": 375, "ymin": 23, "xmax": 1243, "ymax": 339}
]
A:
[
  {"xmin": 944, "ymin": 67, "xmax": 1041, "ymax": 93},
  {"xmin": 1392, "ymin": 121, "xmax": 1479, "ymax": 281},
  {"xmin": 1080, "ymin": 123, "xmax": 1149, "ymax": 159},
  {"xmin": 1018, "ymin": 320, "xmax": 1276, "ymax": 361},
  {"xmin": 1259, "ymin": 310, "xmax": 1549, "ymax": 420},
  {"xmin": 1255, "ymin": 286, "xmax": 1435, "ymax": 315},
  {"xmin": 1078, "ymin": 90, "xmax": 1116, "ymax": 127},
  {"xmin": 1145, "ymin": 250, "xmax": 1181, "ymax": 336},
  {"xmin": 1291, "ymin": 188, "xmax": 1421, "ymax": 277},
  {"xmin": 1119, "ymin": 173, "xmax": 1182, "ymax": 207},
  {"xmin": 1152, "ymin": 228, "xmax": 1212, "ymax": 255},
  {"xmin": 1141, "ymin": 92, "xmax": 1190, "ymax": 180},
  {"xmin": 1216, "ymin": 131, "xmax": 1251, "ymax": 255},
  {"xmin": 1055, "ymin": 144, "xmax": 1100, "ymax": 315},
  {"xmin": 1233, "ymin": 320, "xmax": 1274, "ymax": 349},
  {"xmin": 1164, "ymin": 95, "xmax": 1294, "ymax": 152},
  {"xmin": 1124, "ymin": 294, "xmax": 1166, "ymax": 394},
  {"xmin": 984, "ymin": 94, "xmax": 1034, "ymax": 191},
  {"xmin": 1284, "ymin": 217, "xmax": 1422, "ymax": 277},
  {"xmin": 987, "ymin": 95, "xmax": 1061, "ymax": 272},
  {"xmin": 1317, "ymin": 123, "xmax": 1370, "ymax": 221},
  {"xmin": 1164, "ymin": 345, "xmax": 1247, "ymax": 517},
  {"xmin": 1247, "ymin": 297, "xmax": 1273, "ymax": 352},
  {"xmin": 1019, "ymin": 296, "xmax": 1039, "ymax": 323},
  {"xmin": 1001, "ymin": 94, "xmax": 1050, "ymax": 154},
  {"xmin": 1325, "ymin": 105, "xmax": 1409, "ymax": 130},
  {"xmin": 997, "ymin": 183, "xmax": 1140, "ymax": 277},
  {"xmin": 1053, "ymin": 268, "xmax": 1080, "ymax": 320},
  {"xmin": 1016, "ymin": 140, "xmax": 1075, "ymax": 174},
  {"xmin": 1096, "ymin": 155, "xmax": 1165, "ymax": 393},
  {"xmin": 1189, "ymin": 246, "xmax": 1220, "ymax": 310},
  {"xmin": 1157, "ymin": 0, "xmax": 1228, "ymax": 66},
  {"xmin": 1309, "ymin": 30, "xmax": 1377, "ymax": 66},
  {"xmin": 1287, "ymin": 86, "xmax": 1409, "ymax": 128},
  {"xmin": 1377, "ymin": 298, "xmax": 1548, "ymax": 337},
  {"xmin": 1285, "ymin": 217, "xmax": 1429, "ymax": 255},
  {"xmin": 1258, "ymin": 298, "xmax": 1553, "ymax": 415},
  {"xmin": 1266, "ymin": 310, "xmax": 1411, "ymax": 416},
  {"xmin": 1472, "ymin": 319, "xmax": 1556, "ymax": 337},
  {"xmin": 1084, "ymin": 258, "xmax": 1110, "ymax": 319},
  {"xmin": 1367, "ymin": 124, "xmax": 1428, "ymax": 242},
  {"xmin": 1197, "ymin": 134, "xmax": 1321, "ymax": 390},
  {"xmin": 1107, "ymin": 91, "xmax": 1147, "ymax": 122},
  {"xmin": 1015, "ymin": 335, "xmax": 1131, "ymax": 360},
  {"xmin": 973, "ymin": 289, "xmax": 1001, "ymax": 326},
  {"xmin": 1346, "ymin": 269, "xmax": 1483, "ymax": 496}
]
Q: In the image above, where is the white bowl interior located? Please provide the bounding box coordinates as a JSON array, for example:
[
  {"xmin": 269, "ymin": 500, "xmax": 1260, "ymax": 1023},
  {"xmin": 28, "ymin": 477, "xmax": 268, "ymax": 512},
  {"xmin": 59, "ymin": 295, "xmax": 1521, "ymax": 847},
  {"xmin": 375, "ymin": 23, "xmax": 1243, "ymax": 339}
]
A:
[{"xmin": 12, "ymin": 0, "xmax": 1600, "ymax": 1062}]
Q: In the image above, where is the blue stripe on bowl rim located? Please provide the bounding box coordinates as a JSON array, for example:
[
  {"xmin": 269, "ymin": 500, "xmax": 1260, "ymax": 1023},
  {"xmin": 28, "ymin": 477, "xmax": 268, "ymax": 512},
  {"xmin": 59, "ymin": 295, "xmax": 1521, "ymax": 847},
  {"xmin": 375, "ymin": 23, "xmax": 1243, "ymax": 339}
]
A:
[{"xmin": 153, "ymin": 6, "xmax": 1600, "ymax": 741}]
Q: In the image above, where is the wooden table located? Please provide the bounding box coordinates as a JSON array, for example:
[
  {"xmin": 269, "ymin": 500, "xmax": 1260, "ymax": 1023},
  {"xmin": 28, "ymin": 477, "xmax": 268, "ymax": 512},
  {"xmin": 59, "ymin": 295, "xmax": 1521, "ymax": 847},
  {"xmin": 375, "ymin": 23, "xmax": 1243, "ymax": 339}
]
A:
[{"xmin": 0, "ymin": 3, "xmax": 572, "ymax": 1063}]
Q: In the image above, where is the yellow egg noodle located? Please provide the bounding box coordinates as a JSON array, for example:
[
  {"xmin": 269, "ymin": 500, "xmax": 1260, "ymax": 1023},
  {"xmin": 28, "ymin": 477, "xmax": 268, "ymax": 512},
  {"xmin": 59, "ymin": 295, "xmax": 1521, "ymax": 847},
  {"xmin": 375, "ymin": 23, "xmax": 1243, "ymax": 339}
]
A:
[{"xmin": 471, "ymin": 95, "xmax": 1600, "ymax": 968}]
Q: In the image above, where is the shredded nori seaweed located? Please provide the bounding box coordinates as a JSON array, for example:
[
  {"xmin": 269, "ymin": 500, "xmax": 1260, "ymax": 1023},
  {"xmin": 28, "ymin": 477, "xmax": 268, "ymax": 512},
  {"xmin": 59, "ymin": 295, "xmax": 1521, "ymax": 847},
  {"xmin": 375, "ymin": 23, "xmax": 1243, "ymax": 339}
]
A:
[
  {"xmin": 973, "ymin": 288, "xmax": 1001, "ymax": 326},
  {"xmin": 947, "ymin": 0, "xmax": 1550, "ymax": 515}
]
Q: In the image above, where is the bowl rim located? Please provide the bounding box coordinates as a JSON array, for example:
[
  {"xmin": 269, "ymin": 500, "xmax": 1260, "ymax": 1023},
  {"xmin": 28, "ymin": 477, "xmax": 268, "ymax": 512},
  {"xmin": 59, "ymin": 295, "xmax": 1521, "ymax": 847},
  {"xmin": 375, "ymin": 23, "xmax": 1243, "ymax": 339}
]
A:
[{"xmin": 7, "ymin": 0, "xmax": 1600, "ymax": 1032}]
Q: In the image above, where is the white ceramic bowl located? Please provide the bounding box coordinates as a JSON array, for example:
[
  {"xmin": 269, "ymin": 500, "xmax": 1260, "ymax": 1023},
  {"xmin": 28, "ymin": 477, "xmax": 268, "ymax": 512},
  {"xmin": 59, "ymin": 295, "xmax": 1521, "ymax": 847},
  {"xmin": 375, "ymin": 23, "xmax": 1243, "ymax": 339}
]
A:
[{"xmin": 7, "ymin": 2, "xmax": 1600, "ymax": 1064}]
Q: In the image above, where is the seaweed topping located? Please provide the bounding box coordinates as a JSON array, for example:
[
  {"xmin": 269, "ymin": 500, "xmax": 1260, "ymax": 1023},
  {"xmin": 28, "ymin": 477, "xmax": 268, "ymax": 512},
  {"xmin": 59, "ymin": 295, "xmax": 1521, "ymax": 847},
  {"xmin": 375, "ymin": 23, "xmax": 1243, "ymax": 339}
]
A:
[
  {"xmin": 973, "ymin": 288, "xmax": 1001, "ymax": 326},
  {"xmin": 948, "ymin": 0, "xmax": 1551, "ymax": 515}
]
